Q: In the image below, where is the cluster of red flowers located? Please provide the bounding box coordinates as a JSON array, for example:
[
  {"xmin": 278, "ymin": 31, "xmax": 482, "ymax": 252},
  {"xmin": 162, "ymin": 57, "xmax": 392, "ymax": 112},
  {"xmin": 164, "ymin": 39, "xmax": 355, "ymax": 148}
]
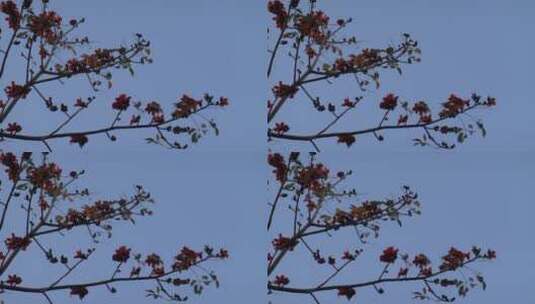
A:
[
  {"xmin": 296, "ymin": 163, "xmax": 329, "ymax": 192},
  {"xmin": 267, "ymin": 0, "xmax": 287, "ymax": 29},
  {"xmin": 145, "ymin": 253, "xmax": 163, "ymax": 269},
  {"xmin": 439, "ymin": 247, "xmax": 470, "ymax": 271},
  {"xmin": 412, "ymin": 253, "xmax": 432, "ymax": 277},
  {"xmin": 337, "ymin": 133, "xmax": 356, "ymax": 147},
  {"xmin": 60, "ymin": 200, "xmax": 115, "ymax": 226},
  {"xmin": 70, "ymin": 133, "xmax": 88, "ymax": 148},
  {"xmin": 412, "ymin": 253, "xmax": 430, "ymax": 268},
  {"xmin": 350, "ymin": 203, "xmax": 381, "ymax": 221},
  {"xmin": 143, "ymin": 101, "xmax": 164, "ymax": 124},
  {"xmin": 380, "ymin": 93, "xmax": 399, "ymax": 111},
  {"xmin": 295, "ymin": 11, "xmax": 329, "ymax": 43},
  {"xmin": 112, "ymin": 94, "xmax": 131, "ymax": 111},
  {"xmin": 411, "ymin": 101, "xmax": 432, "ymax": 124},
  {"xmin": 173, "ymin": 246, "xmax": 201, "ymax": 271},
  {"xmin": 5, "ymin": 234, "xmax": 31, "ymax": 251},
  {"xmin": 342, "ymin": 98, "xmax": 357, "ymax": 108},
  {"xmin": 4, "ymin": 82, "xmax": 30, "ymax": 100},
  {"xmin": 70, "ymin": 286, "xmax": 89, "ymax": 299},
  {"xmin": 333, "ymin": 49, "xmax": 381, "ymax": 73},
  {"xmin": 138, "ymin": 252, "xmax": 169, "ymax": 277},
  {"xmin": 173, "ymin": 95, "xmax": 200, "ymax": 119},
  {"xmin": 217, "ymin": 97, "xmax": 229, "ymax": 107},
  {"xmin": 64, "ymin": 49, "xmax": 114, "ymax": 73},
  {"xmin": 74, "ymin": 249, "xmax": 89, "ymax": 260},
  {"xmin": 272, "ymin": 82, "xmax": 298, "ymax": 99},
  {"xmin": 27, "ymin": 162, "xmax": 62, "ymax": 193},
  {"xmin": 145, "ymin": 101, "xmax": 162, "ymax": 115},
  {"xmin": 0, "ymin": 1, "xmax": 20, "ymax": 29},
  {"xmin": 74, "ymin": 97, "xmax": 88, "ymax": 108},
  {"xmin": 112, "ymin": 246, "xmax": 131, "ymax": 263},
  {"xmin": 268, "ymin": 153, "xmax": 287, "ymax": 183},
  {"xmin": 337, "ymin": 286, "xmax": 356, "ymax": 300},
  {"xmin": 28, "ymin": 11, "xmax": 62, "ymax": 43},
  {"xmin": 0, "ymin": 152, "xmax": 20, "ymax": 181},
  {"xmin": 272, "ymin": 234, "xmax": 298, "ymax": 251},
  {"xmin": 439, "ymin": 94, "xmax": 468, "ymax": 118},
  {"xmin": 379, "ymin": 246, "xmax": 398, "ymax": 263}
]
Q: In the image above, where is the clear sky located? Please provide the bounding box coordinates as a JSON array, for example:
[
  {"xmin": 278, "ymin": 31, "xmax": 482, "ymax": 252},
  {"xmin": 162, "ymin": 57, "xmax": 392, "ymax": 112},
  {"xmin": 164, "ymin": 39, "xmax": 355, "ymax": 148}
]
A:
[{"xmin": 1, "ymin": 0, "xmax": 534, "ymax": 303}]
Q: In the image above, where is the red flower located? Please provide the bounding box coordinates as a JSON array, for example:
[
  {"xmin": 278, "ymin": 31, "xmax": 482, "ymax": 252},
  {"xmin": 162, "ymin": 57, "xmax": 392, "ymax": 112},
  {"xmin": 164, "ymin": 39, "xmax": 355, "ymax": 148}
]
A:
[
  {"xmin": 272, "ymin": 82, "xmax": 298, "ymax": 99},
  {"xmin": 217, "ymin": 248, "xmax": 229, "ymax": 259},
  {"xmin": 413, "ymin": 254, "xmax": 430, "ymax": 268},
  {"xmin": 439, "ymin": 94, "xmax": 468, "ymax": 118},
  {"xmin": 398, "ymin": 267, "xmax": 408, "ymax": 277},
  {"xmin": 39, "ymin": 46, "xmax": 48, "ymax": 60},
  {"xmin": 70, "ymin": 286, "xmax": 89, "ymax": 299},
  {"xmin": 112, "ymin": 94, "xmax": 131, "ymax": 111},
  {"xmin": 6, "ymin": 122, "xmax": 21, "ymax": 135},
  {"xmin": 173, "ymin": 246, "xmax": 201, "ymax": 271},
  {"xmin": 28, "ymin": 11, "xmax": 62, "ymax": 42},
  {"xmin": 268, "ymin": 153, "xmax": 287, "ymax": 183},
  {"xmin": 420, "ymin": 267, "xmax": 432, "ymax": 277},
  {"xmin": 112, "ymin": 246, "xmax": 131, "ymax": 263},
  {"xmin": 5, "ymin": 234, "xmax": 31, "ymax": 251},
  {"xmin": 342, "ymin": 98, "xmax": 355, "ymax": 108},
  {"xmin": 380, "ymin": 93, "xmax": 398, "ymax": 110},
  {"xmin": 337, "ymin": 133, "xmax": 356, "ymax": 147},
  {"xmin": 273, "ymin": 122, "xmax": 289, "ymax": 135},
  {"xmin": 295, "ymin": 11, "xmax": 329, "ymax": 42},
  {"xmin": 305, "ymin": 46, "xmax": 317, "ymax": 58},
  {"xmin": 218, "ymin": 97, "xmax": 229, "ymax": 107},
  {"xmin": 380, "ymin": 246, "xmax": 398, "ymax": 263},
  {"xmin": 5, "ymin": 82, "xmax": 30, "ymax": 99},
  {"xmin": 296, "ymin": 163, "xmax": 329, "ymax": 192},
  {"xmin": 337, "ymin": 286, "xmax": 356, "ymax": 300},
  {"xmin": 130, "ymin": 114, "xmax": 141, "ymax": 125},
  {"xmin": 397, "ymin": 114, "xmax": 408, "ymax": 125},
  {"xmin": 342, "ymin": 251, "xmax": 355, "ymax": 261},
  {"xmin": 412, "ymin": 101, "xmax": 430, "ymax": 115},
  {"xmin": 145, "ymin": 253, "xmax": 162, "ymax": 268},
  {"xmin": 440, "ymin": 247, "xmax": 469, "ymax": 271},
  {"xmin": 0, "ymin": 152, "xmax": 20, "ymax": 181},
  {"xmin": 486, "ymin": 249, "xmax": 497, "ymax": 260},
  {"xmin": 0, "ymin": 1, "xmax": 20, "ymax": 29},
  {"xmin": 74, "ymin": 98, "xmax": 88, "ymax": 108},
  {"xmin": 272, "ymin": 234, "xmax": 297, "ymax": 251},
  {"xmin": 145, "ymin": 101, "xmax": 162, "ymax": 115},
  {"xmin": 273, "ymin": 274, "xmax": 290, "ymax": 286},
  {"xmin": 70, "ymin": 134, "xmax": 88, "ymax": 147},
  {"xmin": 173, "ymin": 95, "xmax": 200, "ymax": 118},
  {"xmin": 74, "ymin": 250, "xmax": 88, "ymax": 260},
  {"xmin": 6, "ymin": 274, "xmax": 22, "ymax": 287},
  {"xmin": 267, "ymin": 0, "xmax": 287, "ymax": 29},
  {"xmin": 152, "ymin": 113, "xmax": 165, "ymax": 124},
  {"xmin": 27, "ymin": 162, "xmax": 62, "ymax": 192},
  {"xmin": 151, "ymin": 265, "xmax": 165, "ymax": 276},
  {"xmin": 65, "ymin": 58, "xmax": 87, "ymax": 73}
]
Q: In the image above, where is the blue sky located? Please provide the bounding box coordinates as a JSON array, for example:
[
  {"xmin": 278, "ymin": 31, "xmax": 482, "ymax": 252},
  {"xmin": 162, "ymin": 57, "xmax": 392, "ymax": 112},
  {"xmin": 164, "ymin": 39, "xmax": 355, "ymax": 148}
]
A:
[{"xmin": 1, "ymin": 0, "xmax": 534, "ymax": 303}]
